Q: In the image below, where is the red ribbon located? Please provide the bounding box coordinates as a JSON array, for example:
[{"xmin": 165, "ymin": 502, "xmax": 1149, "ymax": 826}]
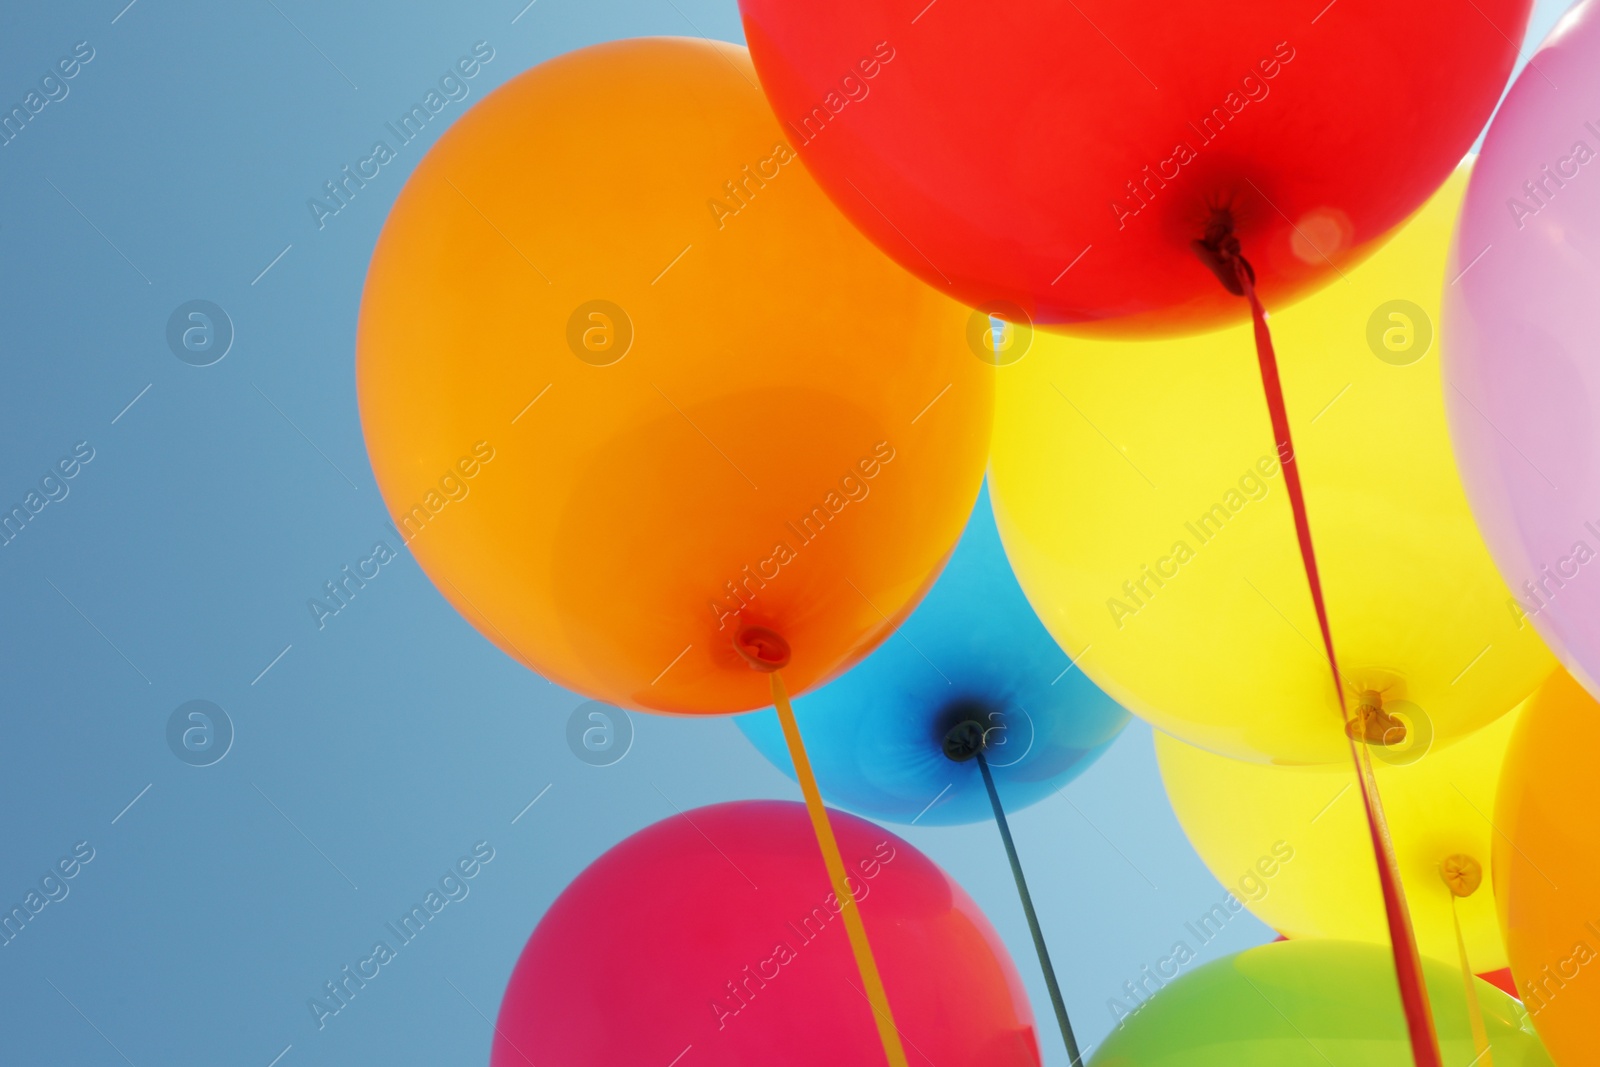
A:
[{"xmin": 1240, "ymin": 266, "xmax": 1444, "ymax": 1067}]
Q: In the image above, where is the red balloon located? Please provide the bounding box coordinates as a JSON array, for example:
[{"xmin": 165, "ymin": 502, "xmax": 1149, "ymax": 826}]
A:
[
  {"xmin": 492, "ymin": 801, "xmax": 1040, "ymax": 1066},
  {"xmin": 739, "ymin": 0, "xmax": 1530, "ymax": 335}
]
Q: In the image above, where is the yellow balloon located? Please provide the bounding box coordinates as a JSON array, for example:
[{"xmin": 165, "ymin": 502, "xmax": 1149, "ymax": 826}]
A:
[
  {"xmin": 989, "ymin": 166, "xmax": 1552, "ymax": 764},
  {"xmin": 1155, "ymin": 694, "xmax": 1530, "ymax": 971}
]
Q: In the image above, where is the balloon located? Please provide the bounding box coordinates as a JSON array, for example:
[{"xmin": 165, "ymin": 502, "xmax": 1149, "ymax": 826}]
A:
[
  {"xmin": 358, "ymin": 38, "xmax": 990, "ymax": 715},
  {"xmin": 1495, "ymin": 670, "xmax": 1600, "ymax": 1065},
  {"xmin": 1092, "ymin": 939, "xmax": 1552, "ymax": 1065},
  {"xmin": 988, "ymin": 167, "xmax": 1553, "ymax": 764},
  {"xmin": 1155, "ymin": 694, "xmax": 1528, "ymax": 970},
  {"xmin": 1444, "ymin": 2, "xmax": 1600, "ymax": 701},
  {"xmin": 1479, "ymin": 967, "xmax": 1520, "ymax": 999},
  {"xmin": 736, "ymin": 482, "xmax": 1129, "ymax": 824},
  {"xmin": 491, "ymin": 800, "xmax": 1041, "ymax": 1066},
  {"xmin": 738, "ymin": 0, "xmax": 1530, "ymax": 336}
]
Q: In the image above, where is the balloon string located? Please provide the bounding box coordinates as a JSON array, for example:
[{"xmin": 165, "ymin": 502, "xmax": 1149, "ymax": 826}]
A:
[
  {"xmin": 1236, "ymin": 262, "xmax": 1444, "ymax": 1067},
  {"xmin": 1449, "ymin": 894, "xmax": 1495, "ymax": 1066},
  {"xmin": 770, "ymin": 672, "xmax": 910, "ymax": 1067},
  {"xmin": 975, "ymin": 748, "xmax": 1084, "ymax": 1066},
  {"xmin": 1348, "ymin": 739, "xmax": 1441, "ymax": 1067}
]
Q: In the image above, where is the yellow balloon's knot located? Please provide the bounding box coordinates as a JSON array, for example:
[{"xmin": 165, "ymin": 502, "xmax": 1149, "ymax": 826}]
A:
[
  {"xmin": 1345, "ymin": 690, "xmax": 1408, "ymax": 747},
  {"xmin": 1440, "ymin": 854, "xmax": 1483, "ymax": 897}
]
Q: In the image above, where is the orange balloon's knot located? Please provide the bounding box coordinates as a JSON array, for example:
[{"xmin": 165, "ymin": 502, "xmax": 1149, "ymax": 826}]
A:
[
  {"xmin": 1191, "ymin": 209, "xmax": 1256, "ymax": 298},
  {"xmin": 1345, "ymin": 689, "xmax": 1407, "ymax": 747},
  {"xmin": 733, "ymin": 625, "xmax": 791, "ymax": 672},
  {"xmin": 1440, "ymin": 854, "xmax": 1484, "ymax": 898}
]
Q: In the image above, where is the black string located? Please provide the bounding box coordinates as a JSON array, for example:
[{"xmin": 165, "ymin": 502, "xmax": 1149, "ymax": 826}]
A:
[{"xmin": 975, "ymin": 749, "xmax": 1083, "ymax": 1067}]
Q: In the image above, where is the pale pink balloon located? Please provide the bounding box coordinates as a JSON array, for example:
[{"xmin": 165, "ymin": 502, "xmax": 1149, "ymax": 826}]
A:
[{"xmin": 1446, "ymin": 0, "xmax": 1600, "ymax": 697}]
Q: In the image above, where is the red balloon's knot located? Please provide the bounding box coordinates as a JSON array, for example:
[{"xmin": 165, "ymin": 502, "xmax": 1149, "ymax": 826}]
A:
[
  {"xmin": 1191, "ymin": 209, "xmax": 1256, "ymax": 298},
  {"xmin": 733, "ymin": 625, "xmax": 791, "ymax": 672}
]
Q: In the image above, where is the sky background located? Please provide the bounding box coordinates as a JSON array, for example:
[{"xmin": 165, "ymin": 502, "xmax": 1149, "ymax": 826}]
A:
[{"xmin": 0, "ymin": 1, "xmax": 1574, "ymax": 1065}]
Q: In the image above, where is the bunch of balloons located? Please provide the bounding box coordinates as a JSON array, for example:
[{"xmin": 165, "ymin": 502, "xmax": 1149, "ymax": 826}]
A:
[{"xmin": 353, "ymin": 0, "xmax": 1600, "ymax": 1061}]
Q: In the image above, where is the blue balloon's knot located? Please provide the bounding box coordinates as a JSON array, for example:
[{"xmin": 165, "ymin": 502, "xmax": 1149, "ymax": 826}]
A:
[{"xmin": 942, "ymin": 719, "xmax": 987, "ymax": 762}]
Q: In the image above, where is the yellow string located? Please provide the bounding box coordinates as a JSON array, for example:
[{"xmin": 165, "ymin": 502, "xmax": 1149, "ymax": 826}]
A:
[
  {"xmin": 770, "ymin": 670, "xmax": 909, "ymax": 1067},
  {"xmin": 1443, "ymin": 857, "xmax": 1494, "ymax": 1067}
]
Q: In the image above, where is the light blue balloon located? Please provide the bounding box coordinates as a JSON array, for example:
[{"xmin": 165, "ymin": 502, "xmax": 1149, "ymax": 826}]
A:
[{"xmin": 736, "ymin": 481, "xmax": 1129, "ymax": 825}]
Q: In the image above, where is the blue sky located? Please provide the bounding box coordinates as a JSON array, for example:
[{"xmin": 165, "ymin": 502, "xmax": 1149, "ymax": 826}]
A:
[{"xmin": 0, "ymin": 1, "xmax": 1572, "ymax": 1064}]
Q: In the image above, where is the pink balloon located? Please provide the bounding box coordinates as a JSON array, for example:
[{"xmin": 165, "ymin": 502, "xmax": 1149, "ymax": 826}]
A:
[
  {"xmin": 1446, "ymin": 0, "xmax": 1600, "ymax": 698},
  {"xmin": 491, "ymin": 800, "xmax": 1041, "ymax": 1066}
]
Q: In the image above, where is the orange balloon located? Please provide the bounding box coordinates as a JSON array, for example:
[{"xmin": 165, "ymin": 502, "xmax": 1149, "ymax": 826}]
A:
[
  {"xmin": 357, "ymin": 38, "xmax": 990, "ymax": 715},
  {"xmin": 1495, "ymin": 669, "xmax": 1600, "ymax": 1065}
]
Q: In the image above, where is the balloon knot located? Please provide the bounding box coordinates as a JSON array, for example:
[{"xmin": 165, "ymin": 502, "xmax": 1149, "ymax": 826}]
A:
[
  {"xmin": 1345, "ymin": 689, "xmax": 1408, "ymax": 747},
  {"xmin": 942, "ymin": 719, "xmax": 988, "ymax": 762},
  {"xmin": 1440, "ymin": 854, "xmax": 1483, "ymax": 898},
  {"xmin": 733, "ymin": 625, "xmax": 791, "ymax": 672},
  {"xmin": 1191, "ymin": 209, "xmax": 1256, "ymax": 297}
]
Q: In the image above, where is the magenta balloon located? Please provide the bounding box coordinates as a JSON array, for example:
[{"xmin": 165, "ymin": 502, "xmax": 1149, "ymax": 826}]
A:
[
  {"xmin": 490, "ymin": 801, "xmax": 1042, "ymax": 1066},
  {"xmin": 1446, "ymin": 1, "xmax": 1600, "ymax": 698}
]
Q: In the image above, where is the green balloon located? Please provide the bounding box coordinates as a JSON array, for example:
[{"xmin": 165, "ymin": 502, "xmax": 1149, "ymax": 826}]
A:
[{"xmin": 1092, "ymin": 940, "xmax": 1550, "ymax": 1065}]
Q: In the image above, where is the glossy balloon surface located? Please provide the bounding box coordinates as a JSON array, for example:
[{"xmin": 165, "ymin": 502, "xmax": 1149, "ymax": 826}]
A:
[
  {"xmin": 1157, "ymin": 698, "xmax": 1526, "ymax": 969},
  {"xmin": 738, "ymin": 483, "xmax": 1128, "ymax": 825},
  {"xmin": 740, "ymin": 0, "xmax": 1529, "ymax": 335},
  {"xmin": 359, "ymin": 38, "xmax": 991, "ymax": 715},
  {"xmin": 1495, "ymin": 670, "xmax": 1600, "ymax": 1066},
  {"xmin": 492, "ymin": 800, "xmax": 1041, "ymax": 1066},
  {"xmin": 1091, "ymin": 940, "xmax": 1551, "ymax": 1065},
  {"xmin": 1445, "ymin": 1, "xmax": 1600, "ymax": 701},
  {"xmin": 990, "ymin": 169, "xmax": 1552, "ymax": 763}
]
